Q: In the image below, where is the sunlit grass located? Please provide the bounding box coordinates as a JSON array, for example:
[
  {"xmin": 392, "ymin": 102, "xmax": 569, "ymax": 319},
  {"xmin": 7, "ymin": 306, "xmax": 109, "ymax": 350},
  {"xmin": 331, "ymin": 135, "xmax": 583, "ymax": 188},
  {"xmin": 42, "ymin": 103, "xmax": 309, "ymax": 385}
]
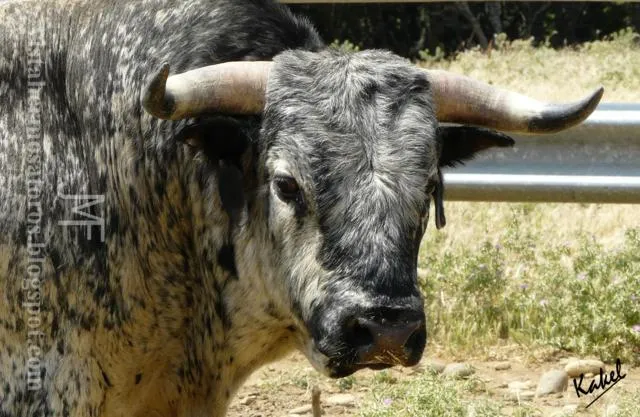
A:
[
  {"xmin": 421, "ymin": 28, "xmax": 640, "ymax": 103},
  {"xmin": 358, "ymin": 371, "xmax": 640, "ymax": 417},
  {"xmin": 419, "ymin": 216, "xmax": 640, "ymax": 365},
  {"xmin": 414, "ymin": 30, "xmax": 640, "ymax": 365},
  {"xmin": 362, "ymin": 32, "xmax": 640, "ymax": 417}
]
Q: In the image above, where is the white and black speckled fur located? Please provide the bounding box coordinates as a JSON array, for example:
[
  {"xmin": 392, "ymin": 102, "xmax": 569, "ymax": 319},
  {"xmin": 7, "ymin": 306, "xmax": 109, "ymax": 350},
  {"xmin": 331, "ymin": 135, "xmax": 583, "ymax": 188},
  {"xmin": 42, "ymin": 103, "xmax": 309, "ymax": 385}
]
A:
[{"xmin": 0, "ymin": 1, "xmax": 513, "ymax": 416}]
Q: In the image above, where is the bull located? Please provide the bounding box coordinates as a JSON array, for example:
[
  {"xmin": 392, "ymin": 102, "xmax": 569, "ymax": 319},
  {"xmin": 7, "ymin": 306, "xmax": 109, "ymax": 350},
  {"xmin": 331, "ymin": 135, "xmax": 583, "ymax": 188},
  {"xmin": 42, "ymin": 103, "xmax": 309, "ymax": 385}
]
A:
[{"xmin": 0, "ymin": 0, "xmax": 602, "ymax": 416}]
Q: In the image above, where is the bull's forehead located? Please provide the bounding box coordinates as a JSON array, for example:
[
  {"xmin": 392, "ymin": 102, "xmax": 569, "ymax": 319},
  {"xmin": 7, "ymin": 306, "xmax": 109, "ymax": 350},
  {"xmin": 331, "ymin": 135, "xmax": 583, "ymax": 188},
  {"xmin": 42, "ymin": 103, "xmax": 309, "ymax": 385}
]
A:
[
  {"xmin": 262, "ymin": 49, "xmax": 438, "ymax": 273},
  {"xmin": 263, "ymin": 48, "xmax": 438, "ymax": 187}
]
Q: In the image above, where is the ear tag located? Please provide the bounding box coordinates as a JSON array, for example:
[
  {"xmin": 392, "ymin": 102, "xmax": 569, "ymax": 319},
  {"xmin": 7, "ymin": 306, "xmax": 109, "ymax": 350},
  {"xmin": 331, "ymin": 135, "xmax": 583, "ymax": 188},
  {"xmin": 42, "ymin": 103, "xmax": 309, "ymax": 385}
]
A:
[{"xmin": 433, "ymin": 169, "xmax": 446, "ymax": 230}]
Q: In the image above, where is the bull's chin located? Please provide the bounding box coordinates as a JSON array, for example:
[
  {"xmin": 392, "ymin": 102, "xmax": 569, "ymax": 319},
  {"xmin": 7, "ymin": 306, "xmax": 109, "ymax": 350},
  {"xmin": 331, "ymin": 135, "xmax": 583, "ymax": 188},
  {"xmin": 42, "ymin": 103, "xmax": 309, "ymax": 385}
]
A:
[
  {"xmin": 303, "ymin": 340, "xmax": 422, "ymax": 379},
  {"xmin": 303, "ymin": 343, "xmax": 399, "ymax": 378},
  {"xmin": 327, "ymin": 362, "xmax": 395, "ymax": 378}
]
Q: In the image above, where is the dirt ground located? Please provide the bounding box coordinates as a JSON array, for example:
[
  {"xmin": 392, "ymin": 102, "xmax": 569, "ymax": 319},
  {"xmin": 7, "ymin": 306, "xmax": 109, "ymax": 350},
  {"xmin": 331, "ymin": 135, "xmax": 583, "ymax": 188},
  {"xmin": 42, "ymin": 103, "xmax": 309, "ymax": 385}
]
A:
[{"xmin": 227, "ymin": 351, "xmax": 640, "ymax": 417}]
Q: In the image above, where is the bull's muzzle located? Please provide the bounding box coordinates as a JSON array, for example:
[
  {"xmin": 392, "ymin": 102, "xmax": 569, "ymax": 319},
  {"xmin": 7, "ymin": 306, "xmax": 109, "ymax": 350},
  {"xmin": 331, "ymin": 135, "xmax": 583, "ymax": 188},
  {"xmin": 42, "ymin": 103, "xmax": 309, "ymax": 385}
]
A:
[
  {"xmin": 349, "ymin": 316, "xmax": 424, "ymax": 367},
  {"xmin": 322, "ymin": 304, "xmax": 426, "ymax": 377}
]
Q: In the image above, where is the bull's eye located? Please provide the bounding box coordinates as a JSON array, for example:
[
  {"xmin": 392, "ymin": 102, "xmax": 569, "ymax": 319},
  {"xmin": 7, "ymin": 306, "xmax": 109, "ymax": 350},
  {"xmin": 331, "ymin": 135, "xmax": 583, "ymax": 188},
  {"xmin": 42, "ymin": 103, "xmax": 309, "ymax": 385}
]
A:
[{"xmin": 274, "ymin": 175, "xmax": 301, "ymax": 203}]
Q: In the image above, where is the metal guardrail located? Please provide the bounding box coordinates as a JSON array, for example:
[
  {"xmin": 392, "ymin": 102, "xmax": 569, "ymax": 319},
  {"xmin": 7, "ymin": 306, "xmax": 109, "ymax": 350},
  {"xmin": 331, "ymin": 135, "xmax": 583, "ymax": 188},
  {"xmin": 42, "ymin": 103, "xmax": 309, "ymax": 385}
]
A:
[{"xmin": 443, "ymin": 103, "xmax": 640, "ymax": 203}]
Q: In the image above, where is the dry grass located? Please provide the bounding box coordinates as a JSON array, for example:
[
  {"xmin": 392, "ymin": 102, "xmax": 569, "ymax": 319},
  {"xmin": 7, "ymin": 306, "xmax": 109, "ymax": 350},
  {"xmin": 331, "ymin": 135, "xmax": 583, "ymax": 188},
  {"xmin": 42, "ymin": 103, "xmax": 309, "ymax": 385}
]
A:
[
  {"xmin": 424, "ymin": 29, "xmax": 640, "ymax": 103},
  {"xmin": 433, "ymin": 202, "xmax": 640, "ymax": 255},
  {"xmin": 419, "ymin": 29, "xmax": 640, "ymax": 255}
]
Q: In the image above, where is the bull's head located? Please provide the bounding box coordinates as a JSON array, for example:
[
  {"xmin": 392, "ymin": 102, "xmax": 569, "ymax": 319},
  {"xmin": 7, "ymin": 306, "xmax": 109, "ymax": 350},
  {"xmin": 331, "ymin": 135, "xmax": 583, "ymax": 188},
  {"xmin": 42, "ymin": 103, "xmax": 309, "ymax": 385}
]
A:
[{"xmin": 142, "ymin": 50, "xmax": 602, "ymax": 377}]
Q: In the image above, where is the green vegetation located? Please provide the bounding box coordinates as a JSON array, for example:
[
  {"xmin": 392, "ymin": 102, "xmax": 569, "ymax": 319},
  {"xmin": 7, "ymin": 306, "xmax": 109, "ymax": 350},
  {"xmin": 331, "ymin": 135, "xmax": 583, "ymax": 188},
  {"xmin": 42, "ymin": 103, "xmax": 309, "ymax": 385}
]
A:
[
  {"xmin": 416, "ymin": 30, "xmax": 640, "ymax": 366},
  {"xmin": 361, "ymin": 373, "xmax": 499, "ymax": 417},
  {"xmin": 292, "ymin": 3, "xmax": 640, "ymax": 58},
  {"xmin": 358, "ymin": 371, "xmax": 640, "ymax": 416},
  {"xmin": 420, "ymin": 217, "xmax": 640, "ymax": 365}
]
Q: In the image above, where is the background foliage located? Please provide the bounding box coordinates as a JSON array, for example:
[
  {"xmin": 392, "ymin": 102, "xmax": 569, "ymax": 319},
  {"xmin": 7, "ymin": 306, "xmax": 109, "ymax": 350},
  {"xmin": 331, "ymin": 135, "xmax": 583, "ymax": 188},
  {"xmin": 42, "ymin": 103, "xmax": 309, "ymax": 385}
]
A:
[{"xmin": 290, "ymin": 1, "xmax": 640, "ymax": 58}]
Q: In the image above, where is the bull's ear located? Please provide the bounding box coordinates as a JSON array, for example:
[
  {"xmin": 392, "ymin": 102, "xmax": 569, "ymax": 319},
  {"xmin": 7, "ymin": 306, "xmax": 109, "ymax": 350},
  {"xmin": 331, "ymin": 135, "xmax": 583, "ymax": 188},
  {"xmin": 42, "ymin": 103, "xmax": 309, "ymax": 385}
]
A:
[
  {"xmin": 432, "ymin": 126, "xmax": 514, "ymax": 230},
  {"xmin": 175, "ymin": 116, "xmax": 253, "ymax": 225},
  {"xmin": 438, "ymin": 126, "xmax": 515, "ymax": 168},
  {"xmin": 432, "ymin": 169, "xmax": 446, "ymax": 229}
]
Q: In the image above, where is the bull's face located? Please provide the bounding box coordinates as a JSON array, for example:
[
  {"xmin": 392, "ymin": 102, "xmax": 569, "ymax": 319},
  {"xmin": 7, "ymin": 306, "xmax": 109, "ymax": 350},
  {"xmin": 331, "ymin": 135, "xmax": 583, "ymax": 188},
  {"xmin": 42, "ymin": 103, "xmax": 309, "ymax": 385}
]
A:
[
  {"xmin": 260, "ymin": 50, "xmax": 437, "ymax": 377},
  {"xmin": 142, "ymin": 48, "xmax": 602, "ymax": 377}
]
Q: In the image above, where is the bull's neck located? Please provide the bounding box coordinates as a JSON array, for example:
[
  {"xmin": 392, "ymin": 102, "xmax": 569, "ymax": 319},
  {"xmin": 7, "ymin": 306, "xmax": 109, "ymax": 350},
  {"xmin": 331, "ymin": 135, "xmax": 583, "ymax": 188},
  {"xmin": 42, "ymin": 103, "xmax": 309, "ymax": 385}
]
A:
[{"xmin": 97, "ymin": 158, "xmax": 298, "ymax": 417}]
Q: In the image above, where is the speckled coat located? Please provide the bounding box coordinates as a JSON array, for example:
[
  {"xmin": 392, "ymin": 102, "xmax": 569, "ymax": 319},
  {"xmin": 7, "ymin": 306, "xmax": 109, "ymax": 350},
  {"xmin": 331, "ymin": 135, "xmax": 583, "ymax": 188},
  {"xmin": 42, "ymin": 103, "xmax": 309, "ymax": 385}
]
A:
[
  {"xmin": 0, "ymin": 0, "xmax": 509, "ymax": 416},
  {"xmin": 0, "ymin": 1, "xmax": 326, "ymax": 416}
]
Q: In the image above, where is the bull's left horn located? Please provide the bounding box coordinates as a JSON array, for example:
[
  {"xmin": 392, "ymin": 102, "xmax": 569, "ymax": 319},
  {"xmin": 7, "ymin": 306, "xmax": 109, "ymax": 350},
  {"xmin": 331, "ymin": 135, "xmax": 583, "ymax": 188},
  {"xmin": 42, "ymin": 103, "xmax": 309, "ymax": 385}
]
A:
[
  {"xmin": 143, "ymin": 61, "xmax": 272, "ymax": 120},
  {"xmin": 423, "ymin": 69, "xmax": 603, "ymax": 134}
]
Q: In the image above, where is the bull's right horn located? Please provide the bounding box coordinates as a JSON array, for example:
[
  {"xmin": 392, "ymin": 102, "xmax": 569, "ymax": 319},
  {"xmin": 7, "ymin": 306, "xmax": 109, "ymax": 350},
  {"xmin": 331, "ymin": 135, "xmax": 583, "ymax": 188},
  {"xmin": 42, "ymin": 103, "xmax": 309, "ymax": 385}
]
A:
[
  {"xmin": 423, "ymin": 69, "xmax": 604, "ymax": 134},
  {"xmin": 143, "ymin": 61, "xmax": 272, "ymax": 120}
]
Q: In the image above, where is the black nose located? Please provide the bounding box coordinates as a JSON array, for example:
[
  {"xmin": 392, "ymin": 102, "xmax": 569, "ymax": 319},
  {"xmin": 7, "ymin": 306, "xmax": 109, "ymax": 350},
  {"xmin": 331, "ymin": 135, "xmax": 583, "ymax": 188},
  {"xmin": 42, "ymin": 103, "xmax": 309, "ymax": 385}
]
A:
[{"xmin": 344, "ymin": 309, "xmax": 426, "ymax": 367}]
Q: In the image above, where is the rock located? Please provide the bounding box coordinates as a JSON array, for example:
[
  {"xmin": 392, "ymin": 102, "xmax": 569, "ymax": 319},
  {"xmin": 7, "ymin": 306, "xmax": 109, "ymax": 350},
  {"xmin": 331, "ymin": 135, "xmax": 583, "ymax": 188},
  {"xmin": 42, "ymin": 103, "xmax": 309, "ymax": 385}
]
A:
[
  {"xmin": 536, "ymin": 370, "xmax": 568, "ymax": 397},
  {"xmin": 424, "ymin": 360, "xmax": 447, "ymax": 374},
  {"xmin": 289, "ymin": 405, "xmax": 312, "ymax": 415},
  {"xmin": 507, "ymin": 379, "xmax": 536, "ymax": 403},
  {"xmin": 326, "ymin": 393, "xmax": 357, "ymax": 406},
  {"xmin": 564, "ymin": 359, "xmax": 605, "ymax": 378},
  {"xmin": 239, "ymin": 396, "xmax": 256, "ymax": 406},
  {"xmin": 507, "ymin": 390, "xmax": 535, "ymax": 402},
  {"xmin": 605, "ymin": 404, "xmax": 619, "ymax": 416},
  {"xmin": 494, "ymin": 361, "xmax": 511, "ymax": 371},
  {"xmin": 442, "ymin": 363, "xmax": 475, "ymax": 379},
  {"xmin": 508, "ymin": 381, "xmax": 534, "ymax": 391}
]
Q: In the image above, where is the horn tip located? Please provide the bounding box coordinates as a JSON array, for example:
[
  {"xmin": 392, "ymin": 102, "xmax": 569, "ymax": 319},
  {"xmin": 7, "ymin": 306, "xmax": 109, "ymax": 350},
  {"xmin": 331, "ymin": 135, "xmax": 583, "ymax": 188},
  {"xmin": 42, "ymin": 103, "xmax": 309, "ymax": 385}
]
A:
[
  {"xmin": 142, "ymin": 62, "xmax": 176, "ymax": 120},
  {"xmin": 574, "ymin": 85, "xmax": 604, "ymax": 122},
  {"xmin": 590, "ymin": 85, "xmax": 605, "ymax": 107},
  {"xmin": 528, "ymin": 86, "xmax": 604, "ymax": 134}
]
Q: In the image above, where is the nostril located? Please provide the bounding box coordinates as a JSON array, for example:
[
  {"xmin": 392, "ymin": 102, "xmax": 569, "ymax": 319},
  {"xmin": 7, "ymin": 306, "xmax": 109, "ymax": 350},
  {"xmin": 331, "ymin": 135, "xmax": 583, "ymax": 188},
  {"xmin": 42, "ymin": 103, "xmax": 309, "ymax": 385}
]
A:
[
  {"xmin": 404, "ymin": 322, "xmax": 424, "ymax": 350},
  {"xmin": 356, "ymin": 318, "xmax": 420, "ymax": 348},
  {"xmin": 347, "ymin": 316, "xmax": 425, "ymax": 366},
  {"xmin": 345, "ymin": 318, "xmax": 375, "ymax": 348}
]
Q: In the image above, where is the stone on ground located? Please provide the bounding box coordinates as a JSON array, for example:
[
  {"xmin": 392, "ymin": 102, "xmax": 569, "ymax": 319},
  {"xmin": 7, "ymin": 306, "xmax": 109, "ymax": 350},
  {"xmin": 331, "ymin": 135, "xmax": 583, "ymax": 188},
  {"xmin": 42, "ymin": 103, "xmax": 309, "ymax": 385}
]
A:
[
  {"xmin": 326, "ymin": 393, "xmax": 357, "ymax": 406},
  {"xmin": 289, "ymin": 404, "xmax": 312, "ymax": 415},
  {"xmin": 536, "ymin": 370, "xmax": 569, "ymax": 397},
  {"xmin": 564, "ymin": 359, "xmax": 605, "ymax": 378},
  {"xmin": 507, "ymin": 381, "xmax": 535, "ymax": 391},
  {"xmin": 442, "ymin": 363, "xmax": 475, "ymax": 379},
  {"xmin": 507, "ymin": 389, "xmax": 535, "ymax": 402},
  {"xmin": 424, "ymin": 360, "xmax": 447, "ymax": 374},
  {"xmin": 238, "ymin": 396, "xmax": 256, "ymax": 406},
  {"xmin": 605, "ymin": 404, "xmax": 619, "ymax": 416},
  {"xmin": 494, "ymin": 361, "xmax": 511, "ymax": 371}
]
